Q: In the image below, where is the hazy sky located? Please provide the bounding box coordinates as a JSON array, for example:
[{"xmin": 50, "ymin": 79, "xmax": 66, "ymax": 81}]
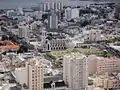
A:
[{"xmin": 0, "ymin": 0, "xmax": 118, "ymax": 9}]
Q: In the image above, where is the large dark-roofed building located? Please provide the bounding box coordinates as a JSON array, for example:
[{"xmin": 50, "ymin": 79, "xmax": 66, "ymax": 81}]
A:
[{"xmin": 44, "ymin": 80, "xmax": 67, "ymax": 90}]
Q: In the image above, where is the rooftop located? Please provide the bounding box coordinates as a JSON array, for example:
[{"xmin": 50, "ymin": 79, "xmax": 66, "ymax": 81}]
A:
[
  {"xmin": 44, "ymin": 81, "xmax": 66, "ymax": 89},
  {"xmin": 26, "ymin": 58, "xmax": 40, "ymax": 66},
  {"xmin": 104, "ymin": 58, "xmax": 120, "ymax": 60},
  {"xmin": 44, "ymin": 76, "xmax": 63, "ymax": 83},
  {"xmin": 0, "ymin": 40, "xmax": 19, "ymax": 49},
  {"xmin": 64, "ymin": 52, "xmax": 86, "ymax": 60},
  {"xmin": 47, "ymin": 47, "xmax": 103, "ymax": 58}
]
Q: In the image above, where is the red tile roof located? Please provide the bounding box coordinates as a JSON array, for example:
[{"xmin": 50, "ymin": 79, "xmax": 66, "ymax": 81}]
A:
[{"xmin": 0, "ymin": 40, "xmax": 19, "ymax": 49}]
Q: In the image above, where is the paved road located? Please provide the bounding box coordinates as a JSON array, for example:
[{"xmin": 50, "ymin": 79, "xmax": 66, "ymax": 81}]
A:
[{"xmin": 93, "ymin": 44, "xmax": 120, "ymax": 57}]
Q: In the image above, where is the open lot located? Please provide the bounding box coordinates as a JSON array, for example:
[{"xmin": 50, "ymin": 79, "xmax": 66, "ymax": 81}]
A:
[{"xmin": 45, "ymin": 47, "xmax": 110, "ymax": 59}]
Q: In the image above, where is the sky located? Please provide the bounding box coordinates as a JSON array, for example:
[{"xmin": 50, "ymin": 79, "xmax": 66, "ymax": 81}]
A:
[{"xmin": 0, "ymin": 0, "xmax": 119, "ymax": 9}]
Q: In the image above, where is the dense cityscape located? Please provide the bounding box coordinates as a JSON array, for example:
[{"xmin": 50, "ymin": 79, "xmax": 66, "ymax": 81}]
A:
[{"xmin": 0, "ymin": 0, "xmax": 120, "ymax": 90}]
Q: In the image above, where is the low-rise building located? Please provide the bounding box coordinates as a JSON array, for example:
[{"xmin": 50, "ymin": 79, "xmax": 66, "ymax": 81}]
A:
[
  {"xmin": 88, "ymin": 55, "xmax": 120, "ymax": 75},
  {"xmin": 94, "ymin": 76, "xmax": 115, "ymax": 89},
  {"xmin": 65, "ymin": 8, "xmax": 79, "ymax": 20},
  {"xmin": 97, "ymin": 57, "xmax": 120, "ymax": 75},
  {"xmin": 83, "ymin": 30, "xmax": 103, "ymax": 42},
  {"xmin": 0, "ymin": 40, "xmax": 19, "ymax": 52},
  {"xmin": 93, "ymin": 74, "xmax": 120, "ymax": 90},
  {"xmin": 14, "ymin": 58, "xmax": 44, "ymax": 90}
]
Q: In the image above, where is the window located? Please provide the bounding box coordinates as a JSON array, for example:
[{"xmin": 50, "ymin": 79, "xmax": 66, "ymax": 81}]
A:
[{"xmin": 32, "ymin": 85, "xmax": 34, "ymax": 87}]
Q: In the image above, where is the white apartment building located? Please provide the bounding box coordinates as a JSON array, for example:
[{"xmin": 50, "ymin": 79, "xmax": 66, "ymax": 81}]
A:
[
  {"xmin": 87, "ymin": 55, "xmax": 97, "ymax": 75},
  {"xmin": 6, "ymin": 10, "xmax": 17, "ymax": 17},
  {"xmin": 63, "ymin": 53, "xmax": 88, "ymax": 90},
  {"xmin": 71, "ymin": 8, "xmax": 79, "ymax": 19},
  {"xmin": 14, "ymin": 58, "xmax": 44, "ymax": 90},
  {"xmin": 41, "ymin": 39, "xmax": 67, "ymax": 52},
  {"xmin": 88, "ymin": 55, "xmax": 120, "ymax": 75},
  {"xmin": 48, "ymin": 10, "xmax": 58, "ymax": 29},
  {"xmin": 40, "ymin": 1, "xmax": 63, "ymax": 11},
  {"xmin": 65, "ymin": 7, "xmax": 72, "ymax": 20},
  {"xmin": 83, "ymin": 30, "xmax": 102, "ymax": 42},
  {"xmin": 18, "ymin": 25, "xmax": 29, "ymax": 42},
  {"xmin": 65, "ymin": 8, "xmax": 79, "ymax": 20}
]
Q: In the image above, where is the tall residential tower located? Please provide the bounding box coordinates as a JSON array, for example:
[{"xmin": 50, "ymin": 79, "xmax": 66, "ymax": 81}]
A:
[
  {"xmin": 63, "ymin": 53, "xmax": 88, "ymax": 90},
  {"xmin": 14, "ymin": 58, "xmax": 44, "ymax": 90},
  {"xmin": 48, "ymin": 10, "xmax": 58, "ymax": 29}
]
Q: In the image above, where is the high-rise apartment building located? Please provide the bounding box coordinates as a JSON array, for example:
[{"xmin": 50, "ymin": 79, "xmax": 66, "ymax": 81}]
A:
[
  {"xmin": 18, "ymin": 25, "xmax": 29, "ymax": 42},
  {"xmin": 48, "ymin": 10, "xmax": 58, "ymax": 29},
  {"xmin": 40, "ymin": 1, "xmax": 63, "ymax": 11},
  {"xmin": 114, "ymin": 4, "xmax": 120, "ymax": 19},
  {"xmin": 63, "ymin": 53, "xmax": 88, "ymax": 90},
  {"xmin": 14, "ymin": 58, "xmax": 44, "ymax": 90},
  {"xmin": 65, "ymin": 7, "xmax": 71, "ymax": 20}
]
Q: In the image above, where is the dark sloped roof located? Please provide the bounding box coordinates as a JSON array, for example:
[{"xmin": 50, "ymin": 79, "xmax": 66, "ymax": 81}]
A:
[
  {"xmin": 44, "ymin": 76, "xmax": 63, "ymax": 83},
  {"xmin": 44, "ymin": 82, "xmax": 51, "ymax": 88},
  {"xmin": 55, "ymin": 81, "xmax": 66, "ymax": 87},
  {"xmin": 10, "ymin": 86, "xmax": 21, "ymax": 90},
  {"xmin": 44, "ymin": 81, "xmax": 66, "ymax": 89}
]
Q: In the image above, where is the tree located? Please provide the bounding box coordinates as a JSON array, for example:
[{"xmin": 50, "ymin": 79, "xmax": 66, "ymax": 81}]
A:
[
  {"xmin": 17, "ymin": 45, "xmax": 28, "ymax": 53},
  {"xmin": 81, "ymin": 20, "xmax": 90, "ymax": 27},
  {"xmin": 23, "ymin": 83, "xmax": 28, "ymax": 89},
  {"xmin": 88, "ymin": 79, "xmax": 93, "ymax": 85},
  {"xmin": 46, "ymin": 52, "xmax": 56, "ymax": 60},
  {"xmin": 42, "ymin": 14, "xmax": 48, "ymax": 21},
  {"xmin": 70, "ymin": 19, "xmax": 75, "ymax": 22},
  {"xmin": 103, "ymin": 50, "xmax": 108, "ymax": 57},
  {"xmin": 1, "ymin": 35, "xmax": 8, "ymax": 40}
]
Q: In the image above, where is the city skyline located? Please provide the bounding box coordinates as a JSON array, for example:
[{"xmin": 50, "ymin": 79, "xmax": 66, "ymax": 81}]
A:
[{"xmin": 0, "ymin": 0, "xmax": 120, "ymax": 90}]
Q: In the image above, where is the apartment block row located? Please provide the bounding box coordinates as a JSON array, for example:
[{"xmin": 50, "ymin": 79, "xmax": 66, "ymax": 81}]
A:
[
  {"xmin": 13, "ymin": 53, "xmax": 88, "ymax": 90},
  {"xmin": 88, "ymin": 55, "xmax": 120, "ymax": 75},
  {"xmin": 93, "ymin": 73, "xmax": 120, "ymax": 90}
]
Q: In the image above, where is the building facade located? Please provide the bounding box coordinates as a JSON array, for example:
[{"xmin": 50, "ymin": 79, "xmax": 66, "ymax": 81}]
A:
[
  {"xmin": 114, "ymin": 4, "xmax": 120, "ymax": 19},
  {"xmin": 87, "ymin": 55, "xmax": 97, "ymax": 75},
  {"xmin": 65, "ymin": 7, "xmax": 72, "ymax": 20},
  {"xmin": 18, "ymin": 25, "xmax": 29, "ymax": 42},
  {"xmin": 93, "ymin": 74, "xmax": 120, "ymax": 90},
  {"xmin": 41, "ymin": 39, "xmax": 67, "ymax": 52},
  {"xmin": 88, "ymin": 55, "xmax": 120, "ymax": 75},
  {"xmin": 71, "ymin": 8, "xmax": 79, "ymax": 19},
  {"xmin": 44, "ymin": 81, "xmax": 69, "ymax": 90},
  {"xmin": 40, "ymin": 2, "xmax": 63, "ymax": 11},
  {"xmin": 83, "ymin": 30, "xmax": 102, "ymax": 42},
  {"xmin": 14, "ymin": 59, "xmax": 44, "ymax": 90},
  {"xmin": 48, "ymin": 10, "xmax": 58, "ymax": 29},
  {"xmin": 97, "ymin": 58, "xmax": 120, "ymax": 75},
  {"xmin": 63, "ymin": 53, "xmax": 88, "ymax": 90},
  {"xmin": 65, "ymin": 8, "xmax": 79, "ymax": 20}
]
